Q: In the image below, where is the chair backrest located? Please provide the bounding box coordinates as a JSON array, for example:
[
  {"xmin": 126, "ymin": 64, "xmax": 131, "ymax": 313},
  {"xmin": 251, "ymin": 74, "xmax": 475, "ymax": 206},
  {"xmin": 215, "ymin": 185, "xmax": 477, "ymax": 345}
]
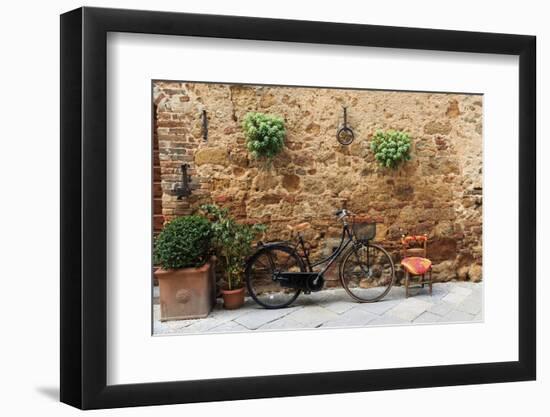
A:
[{"xmin": 401, "ymin": 234, "xmax": 428, "ymax": 259}]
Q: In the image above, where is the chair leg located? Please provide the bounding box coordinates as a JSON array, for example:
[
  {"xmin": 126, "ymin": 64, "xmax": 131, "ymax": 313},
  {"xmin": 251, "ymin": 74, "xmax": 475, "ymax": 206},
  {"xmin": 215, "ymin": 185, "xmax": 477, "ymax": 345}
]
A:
[
  {"xmin": 405, "ymin": 271, "xmax": 409, "ymax": 298},
  {"xmin": 421, "ymin": 274, "xmax": 425, "ymax": 288},
  {"xmin": 429, "ymin": 269, "xmax": 433, "ymax": 295}
]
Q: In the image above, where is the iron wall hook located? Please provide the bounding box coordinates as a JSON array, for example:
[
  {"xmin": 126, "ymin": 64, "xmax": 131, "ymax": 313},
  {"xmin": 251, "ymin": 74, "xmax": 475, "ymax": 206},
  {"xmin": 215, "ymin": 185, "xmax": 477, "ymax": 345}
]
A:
[
  {"xmin": 336, "ymin": 106, "xmax": 355, "ymax": 145},
  {"xmin": 201, "ymin": 109, "xmax": 208, "ymax": 141},
  {"xmin": 172, "ymin": 163, "xmax": 192, "ymax": 199}
]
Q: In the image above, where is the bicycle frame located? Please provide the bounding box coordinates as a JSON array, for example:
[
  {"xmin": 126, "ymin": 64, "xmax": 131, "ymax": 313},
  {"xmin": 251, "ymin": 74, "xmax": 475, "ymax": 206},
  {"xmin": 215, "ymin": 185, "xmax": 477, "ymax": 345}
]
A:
[
  {"xmin": 246, "ymin": 214, "xmax": 394, "ymax": 307},
  {"xmin": 294, "ymin": 222, "xmax": 360, "ymax": 276}
]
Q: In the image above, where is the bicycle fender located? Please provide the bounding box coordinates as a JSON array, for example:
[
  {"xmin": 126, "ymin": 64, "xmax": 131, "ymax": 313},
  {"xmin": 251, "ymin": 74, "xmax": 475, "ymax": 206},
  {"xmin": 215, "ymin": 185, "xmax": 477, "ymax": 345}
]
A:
[{"xmin": 256, "ymin": 240, "xmax": 294, "ymax": 248}]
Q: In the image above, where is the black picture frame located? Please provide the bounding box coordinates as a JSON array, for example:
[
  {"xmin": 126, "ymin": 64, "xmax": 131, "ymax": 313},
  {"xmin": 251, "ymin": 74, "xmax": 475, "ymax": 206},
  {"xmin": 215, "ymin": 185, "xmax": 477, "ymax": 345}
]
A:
[{"xmin": 60, "ymin": 6, "xmax": 536, "ymax": 410}]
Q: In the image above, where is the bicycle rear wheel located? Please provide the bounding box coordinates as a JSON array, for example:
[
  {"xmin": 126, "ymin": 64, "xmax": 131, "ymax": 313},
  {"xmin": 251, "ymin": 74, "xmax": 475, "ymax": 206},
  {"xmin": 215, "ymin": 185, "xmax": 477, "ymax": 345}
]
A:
[
  {"xmin": 340, "ymin": 243, "xmax": 395, "ymax": 302},
  {"xmin": 245, "ymin": 245, "xmax": 305, "ymax": 309}
]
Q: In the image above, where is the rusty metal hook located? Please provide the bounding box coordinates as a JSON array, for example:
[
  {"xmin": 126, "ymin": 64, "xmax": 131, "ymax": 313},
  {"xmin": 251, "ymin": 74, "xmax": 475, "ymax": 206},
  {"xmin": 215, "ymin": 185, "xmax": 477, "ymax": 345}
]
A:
[
  {"xmin": 201, "ymin": 109, "xmax": 208, "ymax": 141},
  {"xmin": 336, "ymin": 106, "xmax": 354, "ymax": 145}
]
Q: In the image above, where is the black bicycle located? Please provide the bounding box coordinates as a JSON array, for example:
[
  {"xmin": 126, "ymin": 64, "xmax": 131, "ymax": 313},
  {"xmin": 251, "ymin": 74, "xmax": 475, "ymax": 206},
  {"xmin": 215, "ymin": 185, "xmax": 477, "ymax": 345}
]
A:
[{"xmin": 245, "ymin": 209, "xmax": 395, "ymax": 309}]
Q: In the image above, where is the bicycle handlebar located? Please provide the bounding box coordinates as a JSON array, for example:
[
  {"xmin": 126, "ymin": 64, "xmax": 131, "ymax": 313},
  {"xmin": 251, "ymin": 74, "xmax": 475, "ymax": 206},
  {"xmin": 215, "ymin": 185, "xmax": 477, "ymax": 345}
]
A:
[{"xmin": 334, "ymin": 209, "xmax": 356, "ymax": 221}]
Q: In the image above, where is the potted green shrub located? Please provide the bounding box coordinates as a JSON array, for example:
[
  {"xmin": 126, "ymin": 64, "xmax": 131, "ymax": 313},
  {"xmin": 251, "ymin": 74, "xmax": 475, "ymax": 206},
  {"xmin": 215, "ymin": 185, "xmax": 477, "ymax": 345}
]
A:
[
  {"xmin": 242, "ymin": 112, "xmax": 286, "ymax": 162},
  {"xmin": 370, "ymin": 129, "xmax": 412, "ymax": 169},
  {"xmin": 153, "ymin": 215, "xmax": 215, "ymax": 321},
  {"xmin": 201, "ymin": 204, "xmax": 266, "ymax": 309}
]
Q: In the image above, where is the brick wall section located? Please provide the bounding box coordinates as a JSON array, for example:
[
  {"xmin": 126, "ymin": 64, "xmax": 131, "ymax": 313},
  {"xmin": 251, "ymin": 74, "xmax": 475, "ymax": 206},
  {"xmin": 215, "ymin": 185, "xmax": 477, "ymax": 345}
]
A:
[
  {"xmin": 152, "ymin": 81, "xmax": 483, "ymax": 283},
  {"xmin": 153, "ymin": 104, "xmax": 164, "ymax": 235}
]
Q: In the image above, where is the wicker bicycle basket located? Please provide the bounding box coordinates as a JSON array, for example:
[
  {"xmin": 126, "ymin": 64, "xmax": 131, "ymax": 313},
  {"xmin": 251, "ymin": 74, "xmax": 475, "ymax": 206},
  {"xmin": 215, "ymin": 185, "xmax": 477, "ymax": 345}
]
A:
[{"xmin": 352, "ymin": 219, "xmax": 376, "ymax": 242}]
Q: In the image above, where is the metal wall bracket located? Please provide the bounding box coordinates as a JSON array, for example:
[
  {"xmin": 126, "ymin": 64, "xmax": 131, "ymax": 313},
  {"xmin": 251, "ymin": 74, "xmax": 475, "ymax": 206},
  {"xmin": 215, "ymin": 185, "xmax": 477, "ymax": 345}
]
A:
[
  {"xmin": 171, "ymin": 163, "xmax": 192, "ymax": 199},
  {"xmin": 336, "ymin": 106, "xmax": 355, "ymax": 145},
  {"xmin": 201, "ymin": 109, "xmax": 208, "ymax": 141}
]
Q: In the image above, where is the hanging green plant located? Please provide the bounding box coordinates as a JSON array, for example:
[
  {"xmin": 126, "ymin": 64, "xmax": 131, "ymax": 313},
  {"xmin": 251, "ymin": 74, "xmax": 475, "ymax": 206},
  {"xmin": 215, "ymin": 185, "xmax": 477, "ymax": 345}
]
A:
[
  {"xmin": 370, "ymin": 129, "xmax": 412, "ymax": 169},
  {"xmin": 242, "ymin": 112, "xmax": 286, "ymax": 160}
]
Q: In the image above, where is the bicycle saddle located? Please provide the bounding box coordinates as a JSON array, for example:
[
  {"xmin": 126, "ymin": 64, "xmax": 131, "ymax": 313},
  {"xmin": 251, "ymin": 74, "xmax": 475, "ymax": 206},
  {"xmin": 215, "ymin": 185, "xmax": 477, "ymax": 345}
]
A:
[{"xmin": 287, "ymin": 222, "xmax": 311, "ymax": 233}]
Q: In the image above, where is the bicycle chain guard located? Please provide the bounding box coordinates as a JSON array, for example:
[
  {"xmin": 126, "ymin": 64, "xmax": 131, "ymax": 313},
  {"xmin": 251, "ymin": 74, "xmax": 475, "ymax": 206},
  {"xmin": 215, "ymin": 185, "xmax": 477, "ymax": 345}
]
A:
[{"xmin": 275, "ymin": 272, "xmax": 325, "ymax": 292}]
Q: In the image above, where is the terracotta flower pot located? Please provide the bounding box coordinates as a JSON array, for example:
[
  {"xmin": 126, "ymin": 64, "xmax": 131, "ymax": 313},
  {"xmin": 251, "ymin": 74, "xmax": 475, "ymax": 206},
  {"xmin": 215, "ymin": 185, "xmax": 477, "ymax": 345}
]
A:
[
  {"xmin": 221, "ymin": 287, "xmax": 245, "ymax": 310},
  {"xmin": 154, "ymin": 258, "xmax": 216, "ymax": 321}
]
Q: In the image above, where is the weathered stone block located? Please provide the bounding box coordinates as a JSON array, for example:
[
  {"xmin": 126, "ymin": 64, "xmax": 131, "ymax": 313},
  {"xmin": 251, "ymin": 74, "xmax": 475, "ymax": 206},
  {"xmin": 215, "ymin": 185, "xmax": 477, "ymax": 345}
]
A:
[
  {"xmin": 430, "ymin": 238, "xmax": 458, "ymax": 261},
  {"xmin": 252, "ymin": 172, "xmax": 279, "ymax": 191},
  {"xmin": 424, "ymin": 121, "xmax": 452, "ymax": 135},
  {"xmin": 445, "ymin": 99, "xmax": 461, "ymax": 118},
  {"xmin": 432, "ymin": 260, "xmax": 457, "ymax": 281},
  {"xmin": 468, "ymin": 264, "xmax": 482, "ymax": 282},
  {"xmin": 282, "ymin": 174, "xmax": 300, "ymax": 192},
  {"xmin": 194, "ymin": 147, "xmax": 228, "ymax": 166}
]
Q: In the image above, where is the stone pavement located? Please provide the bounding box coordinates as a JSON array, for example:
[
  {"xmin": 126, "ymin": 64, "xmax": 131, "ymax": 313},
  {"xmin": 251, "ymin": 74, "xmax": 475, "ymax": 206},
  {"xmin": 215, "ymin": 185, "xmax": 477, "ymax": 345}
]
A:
[{"xmin": 153, "ymin": 281, "xmax": 483, "ymax": 335}]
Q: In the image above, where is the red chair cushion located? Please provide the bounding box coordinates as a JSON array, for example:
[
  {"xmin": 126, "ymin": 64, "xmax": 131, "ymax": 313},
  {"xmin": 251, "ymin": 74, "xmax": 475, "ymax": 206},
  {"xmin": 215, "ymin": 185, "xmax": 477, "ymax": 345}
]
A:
[{"xmin": 401, "ymin": 257, "xmax": 432, "ymax": 275}]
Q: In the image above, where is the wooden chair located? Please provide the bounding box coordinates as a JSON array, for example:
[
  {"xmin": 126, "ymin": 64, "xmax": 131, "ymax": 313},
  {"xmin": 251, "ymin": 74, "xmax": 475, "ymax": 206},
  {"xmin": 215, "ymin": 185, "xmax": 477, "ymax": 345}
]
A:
[{"xmin": 400, "ymin": 234, "xmax": 433, "ymax": 298}]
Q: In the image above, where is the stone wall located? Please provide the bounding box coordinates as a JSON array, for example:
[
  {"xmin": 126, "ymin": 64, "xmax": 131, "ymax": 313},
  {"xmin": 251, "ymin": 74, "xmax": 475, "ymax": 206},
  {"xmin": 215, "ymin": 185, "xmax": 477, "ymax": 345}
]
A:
[{"xmin": 153, "ymin": 81, "xmax": 483, "ymax": 284}]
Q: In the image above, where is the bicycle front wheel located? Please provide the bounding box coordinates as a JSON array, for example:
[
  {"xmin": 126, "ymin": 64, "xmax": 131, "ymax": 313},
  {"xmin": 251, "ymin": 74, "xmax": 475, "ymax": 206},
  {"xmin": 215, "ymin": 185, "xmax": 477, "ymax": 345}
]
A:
[
  {"xmin": 245, "ymin": 245, "xmax": 305, "ymax": 309},
  {"xmin": 340, "ymin": 243, "xmax": 395, "ymax": 302}
]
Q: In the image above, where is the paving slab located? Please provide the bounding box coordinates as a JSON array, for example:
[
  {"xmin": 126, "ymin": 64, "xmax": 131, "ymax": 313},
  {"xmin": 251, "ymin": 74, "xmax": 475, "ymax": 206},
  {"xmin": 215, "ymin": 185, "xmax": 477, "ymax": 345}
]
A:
[
  {"xmin": 322, "ymin": 299, "xmax": 358, "ymax": 314},
  {"xmin": 413, "ymin": 311, "xmax": 442, "ymax": 324},
  {"xmin": 258, "ymin": 315, "xmax": 304, "ymax": 331},
  {"xmin": 440, "ymin": 309, "xmax": 477, "ymax": 323},
  {"xmin": 428, "ymin": 301, "xmax": 456, "ymax": 317},
  {"xmin": 206, "ymin": 320, "xmax": 249, "ymax": 333},
  {"xmin": 455, "ymin": 294, "xmax": 483, "ymax": 315},
  {"xmin": 285, "ymin": 305, "xmax": 340, "ymax": 328},
  {"xmin": 383, "ymin": 286, "xmax": 406, "ymax": 301},
  {"xmin": 356, "ymin": 298, "xmax": 401, "ymax": 316},
  {"xmin": 207, "ymin": 301, "xmax": 253, "ymax": 323},
  {"xmin": 180, "ymin": 317, "xmax": 225, "ymax": 333},
  {"xmin": 292, "ymin": 296, "xmax": 319, "ymax": 307},
  {"xmin": 368, "ymin": 314, "xmax": 409, "ymax": 326},
  {"xmin": 450, "ymin": 285, "xmax": 473, "ymax": 297},
  {"xmin": 153, "ymin": 282, "xmax": 483, "ymax": 335},
  {"xmin": 153, "ymin": 305, "xmax": 196, "ymax": 334},
  {"xmin": 234, "ymin": 306, "xmax": 299, "ymax": 330},
  {"xmin": 386, "ymin": 297, "xmax": 432, "ymax": 322},
  {"xmin": 441, "ymin": 291, "xmax": 469, "ymax": 305},
  {"xmin": 414, "ymin": 285, "xmax": 449, "ymax": 302},
  {"xmin": 320, "ymin": 307, "xmax": 378, "ymax": 328}
]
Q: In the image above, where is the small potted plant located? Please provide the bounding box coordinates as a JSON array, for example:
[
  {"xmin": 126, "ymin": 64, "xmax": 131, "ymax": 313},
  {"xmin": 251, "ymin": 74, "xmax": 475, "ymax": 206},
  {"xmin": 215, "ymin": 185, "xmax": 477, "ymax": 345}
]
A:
[
  {"xmin": 242, "ymin": 112, "xmax": 286, "ymax": 162},
  {"xmin": 153, "ymin": 215, "xmax": 215, "ymax": 321},
  {"xmin": 370, "ymin": 129, "xmax": 412, "ymax": 169},
  {"xmin": 201, "ymin": 204, "xmax": 266, "ymax": 309}
]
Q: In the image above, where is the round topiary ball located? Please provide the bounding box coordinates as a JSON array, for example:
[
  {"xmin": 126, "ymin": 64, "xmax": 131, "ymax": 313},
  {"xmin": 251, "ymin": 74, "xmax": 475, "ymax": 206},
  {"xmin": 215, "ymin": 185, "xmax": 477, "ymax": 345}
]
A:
[{"xmin": 153, "ymin": 215, "xmax": 212, "ymax": 270}]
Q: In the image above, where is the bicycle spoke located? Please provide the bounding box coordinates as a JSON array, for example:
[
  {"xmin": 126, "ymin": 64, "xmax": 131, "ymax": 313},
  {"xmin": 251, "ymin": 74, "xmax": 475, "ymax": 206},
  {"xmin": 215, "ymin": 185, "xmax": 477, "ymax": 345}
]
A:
[
  {"xmin": 254, "ymin": 257, "xmax": 270, "ymax": 270},
  {"xmin": 246, "ymin": 246, "xmax": 304, "ymax": 309},
  {"xmin": 341, "ymin": 243, "xmax": 395, "ymax": 302}
]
